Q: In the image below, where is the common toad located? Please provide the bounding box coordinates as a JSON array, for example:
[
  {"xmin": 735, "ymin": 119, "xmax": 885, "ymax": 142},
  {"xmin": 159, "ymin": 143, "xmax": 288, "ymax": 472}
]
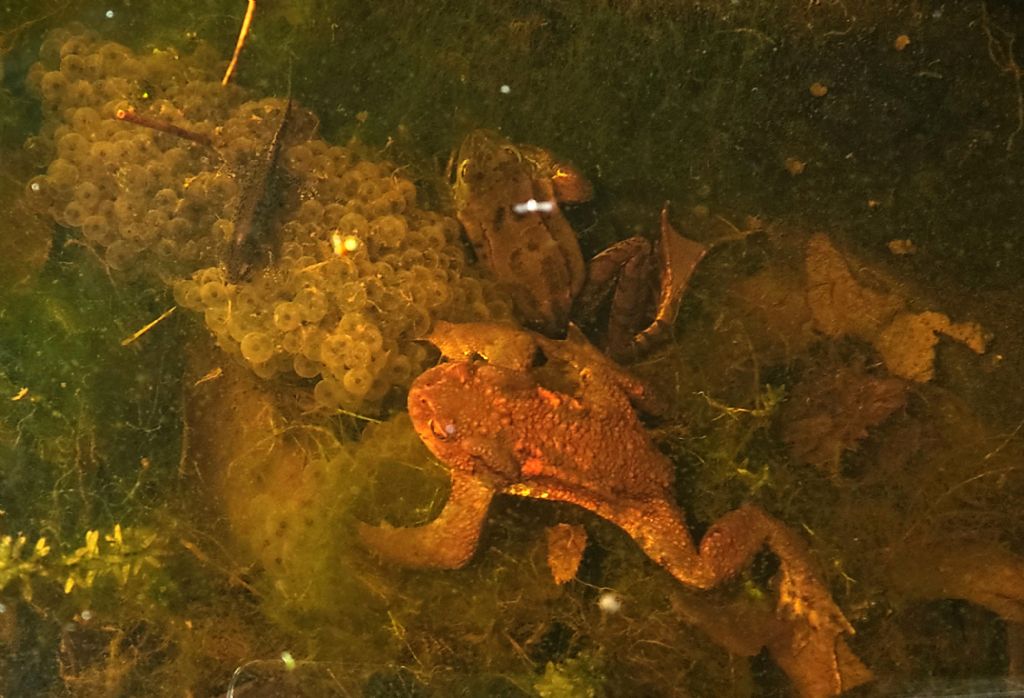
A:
[{"xmin": 359, "ymin": 322, "xmax": 856, "ymax": 693}]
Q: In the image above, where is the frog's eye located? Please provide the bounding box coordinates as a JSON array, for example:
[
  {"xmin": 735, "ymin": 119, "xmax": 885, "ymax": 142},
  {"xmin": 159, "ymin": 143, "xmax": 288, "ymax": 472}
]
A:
[
  {"xmin": 457, "ymin": 159, "xmax": 471, "ymax": 181},
  {"xmin": 500, "ymin": 145, "xmax": 522, "ymax": 162},
  {"xmin": 429, "ymin": 419, "xmax": 457, "ymax": 441}
]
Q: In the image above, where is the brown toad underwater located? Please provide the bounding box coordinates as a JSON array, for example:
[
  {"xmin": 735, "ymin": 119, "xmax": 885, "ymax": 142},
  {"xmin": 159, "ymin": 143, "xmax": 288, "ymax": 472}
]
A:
[{"xmin": 360, "ymin": 321, "xmax": 866, "ymax": 696}]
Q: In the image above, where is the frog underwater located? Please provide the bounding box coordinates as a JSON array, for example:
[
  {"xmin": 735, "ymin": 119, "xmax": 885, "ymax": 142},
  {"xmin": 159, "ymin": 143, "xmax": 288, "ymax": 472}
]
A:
[
  {"xmin": 360, "ymin": 321, "xmax": 865, "ymax": 696},
  {"xmin": 452, "ymin": 129, "xmax": 707, "ymax": 360}
]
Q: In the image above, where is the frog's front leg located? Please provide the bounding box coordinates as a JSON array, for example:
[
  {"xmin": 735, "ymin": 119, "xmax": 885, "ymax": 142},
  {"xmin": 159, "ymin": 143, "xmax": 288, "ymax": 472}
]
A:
[{"xmin": 358, "ymin": 470, "xmax": 495, "ymax": 569}]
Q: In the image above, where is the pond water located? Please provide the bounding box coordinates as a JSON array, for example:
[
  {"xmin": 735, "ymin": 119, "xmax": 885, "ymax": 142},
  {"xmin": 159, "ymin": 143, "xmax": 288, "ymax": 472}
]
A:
[{"xmin": 2, "ymin": 1, "xmax": 1024, "ymax": 696}]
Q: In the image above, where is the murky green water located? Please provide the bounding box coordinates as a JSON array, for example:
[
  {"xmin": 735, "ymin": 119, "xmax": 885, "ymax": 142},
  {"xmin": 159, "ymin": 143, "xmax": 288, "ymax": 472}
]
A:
[{"xmin": 2, "ymin": 2, "xmax": 1024, "ymax": 696}]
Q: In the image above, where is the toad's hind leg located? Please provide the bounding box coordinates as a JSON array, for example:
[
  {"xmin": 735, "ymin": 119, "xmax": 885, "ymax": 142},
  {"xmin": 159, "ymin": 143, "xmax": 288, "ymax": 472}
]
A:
[
  {"xmin": 620, "ymin": 500, "xmax": 852, "ymax": 635},
  {"xmin": 358, "ymin": 471, "xmax": 495, "ymax": 569}
]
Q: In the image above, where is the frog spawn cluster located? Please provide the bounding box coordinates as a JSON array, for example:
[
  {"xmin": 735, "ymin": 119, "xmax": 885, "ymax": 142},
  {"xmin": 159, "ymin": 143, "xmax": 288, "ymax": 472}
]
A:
[{"xmin": 23, "ymin": 25, "xmax": 513, "ymax": 410}]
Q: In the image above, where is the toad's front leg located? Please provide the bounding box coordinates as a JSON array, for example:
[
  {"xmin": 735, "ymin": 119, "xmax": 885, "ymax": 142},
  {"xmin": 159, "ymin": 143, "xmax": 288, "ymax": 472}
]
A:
[{"xmin": 358, "ymin": 470, "xmax": 495, "ymax": 569}]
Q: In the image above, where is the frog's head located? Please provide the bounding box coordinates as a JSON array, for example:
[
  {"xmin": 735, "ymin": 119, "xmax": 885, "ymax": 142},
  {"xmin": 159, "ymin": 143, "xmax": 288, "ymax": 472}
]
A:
[
  {"xmin": 451, "ymin": 129, "xmax": 524, "ymax": 205},
  {"xmin": 408, "ymin": 361, "xmax": 479, "ymax": 467}
]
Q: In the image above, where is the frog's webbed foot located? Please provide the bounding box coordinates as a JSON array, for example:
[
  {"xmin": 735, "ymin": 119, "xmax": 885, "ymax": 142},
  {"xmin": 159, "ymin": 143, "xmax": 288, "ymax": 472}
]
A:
[
  {"xmin": 622, "ymin": 205, "xmax": 707, "ymax": 359},
  {"xmin": 358, "ymin": 471, "xmax": 495, "ymax": 569},
  {"xmin": 619, "ymin": 500, "xmax": 862, "ymax": 695},
  {"xmin": 670, "ymin": 589, "xmax": 873, "ymax": 697},
  {"xmin": 680, "ymin": 502, "xmax": 853, "ymax": 637}
]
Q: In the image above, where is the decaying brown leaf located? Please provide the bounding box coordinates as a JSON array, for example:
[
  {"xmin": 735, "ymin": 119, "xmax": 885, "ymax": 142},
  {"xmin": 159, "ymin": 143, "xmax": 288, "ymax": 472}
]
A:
[
  {"xmin": 805, "ymin": 233, "xmax": 987, "ymax": 382},
  {"xmin": 781, "ymin": 357, "xmax": 908, "ymax": 475}
]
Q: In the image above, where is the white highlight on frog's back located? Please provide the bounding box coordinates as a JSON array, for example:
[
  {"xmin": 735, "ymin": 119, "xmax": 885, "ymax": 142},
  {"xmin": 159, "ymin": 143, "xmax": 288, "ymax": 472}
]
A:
[{"xmin": 512, "ymin": 198, "xmax": 554, "ymax": 215}]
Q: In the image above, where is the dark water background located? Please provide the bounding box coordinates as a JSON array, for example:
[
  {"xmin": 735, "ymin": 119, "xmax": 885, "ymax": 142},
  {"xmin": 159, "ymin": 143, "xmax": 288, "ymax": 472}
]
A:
[{"xmin": 2, "ymin": 1, "xmax": 1024, "ymax": 696}]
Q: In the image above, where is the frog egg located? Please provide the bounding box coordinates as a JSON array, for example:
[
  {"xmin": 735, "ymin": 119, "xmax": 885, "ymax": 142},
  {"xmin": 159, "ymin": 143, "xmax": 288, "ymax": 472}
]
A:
[
  {"xmin": 284, "ymin": 144, "xmax": 313, "ymax": 175},
  {"xmin": 60, "ymin": 53, "xmax": 87, "ymax": 79},
  {"xmin": 342, "ymin": 367, "xmax": 373, "ymax": 398},
  {"xmin": 88, "ymin": 139, "xmax": 117, "ymax": 162},
  {"xmin": 112, "ymin": 196, "xmax": 139, "ymax": 224},
  {"xmin": 346, "ymin": 341, "xmax": 373, "ymax": 370},
  {"xmin": 273, "ymin": 301, "xmax": 303, "ymax": 332},
  {"xmin": 66, "ymin": 79, "xmax": 95, "ymax": 105},
  {"xmin": 319, "ymin": 334, "xmax": 350, "ymax": 367},
  {"xmin": 143, "ymin": 209, "xmax": 171, "ymax": 234},
  {"xmin": 153, "ymin": 188, "xmax": 179, "ymax": 211},
  {"xmin": 162, "ymin": 147, "xmax": 190, "ymax": 175},
  {"xmin": 356, "ymin": 178, "xmax": 384, "ymax": 202},
  {"xmin": 401, "ymin": 304, "xmax": 430, "ymax": 337},
  {"xmin": 204, "ymin": 306, "xmax": 229, "ymax": 335},
  {"xmin": 199, "ymin": 281, "xmax": 230, "ymax": 307},
  {"xmin": 326, "ymin": 146, "xmax": 351, "ymax": 172},
  {"xmin": 72, "ymin": 181, "xmax": 101, "ymax": 209},
  {"xmin": 354, "ymin": 323, "xmax": 384, "ymax": 354},
  {"xmin": 293, "ymin": 354, "xmax": 323, "ymax": 379},
  {"xmin": 240, "ymin": 332, "xmax": 275, "ymax": 365},
  {"xmin": 60, "ymin": 34, "xmax": 94, "ymax": 59},
  {"xmin": 122, "ymin": 164, "xmax": 155, "ymax": 194},
  {"xmin": 251, "ymin": 360, "xmax": 279, "ymax": 380},
  {"xmin": 295, "ymin": 287, "xmax": 328, "ymax": 323},
  {"xmin": 382, "ymin": 189, "xmax": 410, "ymax": 216},
  {"xmin": 174, "ymin": 278, "xmax": 199, "ymax": 309},
  {"xmin": 386, "ymin": 354, "xmax": 413, "ymax": 385},
  {"xmin": 371, "ymin": 214, "xmax": 408, "ymax": 248},
  {"xmin": 300, "ymin": 327, "xmax": 325, "ymax": 362},
  {"xmin": 46, "ymin": 159, "xmax": 79, "ymax": 189},
  {"xmin": 337, "ymin": 212, "xmax": 368, "ymax": 236},
  {"xmin": 313, "ymin": 377, "xmax": 348, "ymax": 408},
  {"xmin": 338, "ymin": 169, "xmax": 365, "ymax": 198},
  {"xmin": 422, "ymin": 279, "xmax": 451, "ymax": 309},
  {"xmin": 40, "ymin": 70, "xmax": 68, "ymax": 102},
  {"xmin": 343, "ymin": 198, "xmax": 369, "ymax": 219},
  {"xmin": 25, "ymin": 62, "xmax": 47, "ymax": 96},
  {"xmin": 98, "ymin": 42, "xmax": 131, "ymax": 71},
  {"xmin": 231, "ymin": 286, "xmax": 262, "ymax": 315},
  {"xmin": 166, "ymin": 217, "xmax": 192, "ymax": 239},
  {"xmin": 38, "ymin": 35, "xmax": 66, "ymax": 68},
  {"xmin": 104, "ymin": 240, "xmax": 136, "ymax": 271},
  {"xmin": 353, "ymin": 160, "xmax": 383, "ymax": 179},
  {"xmin": 323, "ymin": 202, "xmax": 346, "ymax": 225},
  {"xmin": 206, "ymin": 174, "xmax": 238, "ymax": 203},
  {"xmin": 153, "ymin": 238, "xmax": 177, "ymax": 261},
  {"xmin": 71, "ymin": 106, "xmax": 100, "ymax": 133},
  {"xmin": 297, "ymin": 199, "xmax": 324, "ymax": 226},
  {"xmin": 97, "ymin": 76, "xmax": 129, "ymax": 101},
  {"xmin": 58, "ymin": 132, "xmax": 90, "ymax": 162},
  {"xmin": 396, "ymin": 178, "xmax": 417, "ymax": 208},
  {"xmin": 81, "ymin": 215, "xmax": 114, "ymax": 245},
  {"xmin": 420, "ymin": 224, "xmax": 447, "ymax": 249},
  {"xmin": 62, "ymin": 201, "xmax": 86, "ymax": 228}
]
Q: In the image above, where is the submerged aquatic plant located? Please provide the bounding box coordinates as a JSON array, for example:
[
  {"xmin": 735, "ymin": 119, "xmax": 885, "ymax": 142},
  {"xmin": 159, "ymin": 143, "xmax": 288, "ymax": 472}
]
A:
[
  {"xmin": 0, "ymin": 533, "xmax": 51, "ymax": 600},
  {"xmin": 61, "ymin": 524, "xmax": 164, "ymax": 594},
  {"xmin": 0, "ymin": 525, "xmax": 165, "ymax": 603}
]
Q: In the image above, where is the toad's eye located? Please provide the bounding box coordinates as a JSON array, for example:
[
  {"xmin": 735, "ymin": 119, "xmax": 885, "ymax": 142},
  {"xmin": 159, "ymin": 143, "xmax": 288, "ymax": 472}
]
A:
[
  {"xmin": 429, "ymin": 419, "xmax": 457, "ymax": 441},
  {"xmin": 457, "ymin": 159, "xmax": 471, "ymax": 181},
  {"xmin": 499, "ymin": 145, "xmax": 521, "ymax": 162}
]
